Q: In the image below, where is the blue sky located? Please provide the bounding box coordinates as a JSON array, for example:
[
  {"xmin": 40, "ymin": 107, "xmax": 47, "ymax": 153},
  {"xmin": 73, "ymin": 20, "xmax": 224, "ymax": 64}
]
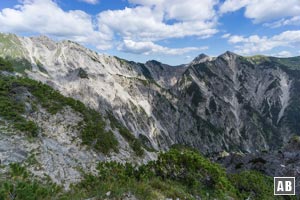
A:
[{"xmin": 0, "ymin": 0, "xmax": 300, "ymax": 65}]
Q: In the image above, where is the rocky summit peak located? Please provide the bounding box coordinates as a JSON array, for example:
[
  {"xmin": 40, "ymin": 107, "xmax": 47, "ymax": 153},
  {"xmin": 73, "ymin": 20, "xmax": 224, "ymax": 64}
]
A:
[
  {"xmin": 145, "ymin": 60, "xmax": 162, "ymax": 66},
  {"xmin": 191, "ymin": 53, "xmax": 211, "ymax": 65},
  {"xmin": 219, "ymin": 51, "xmax": 238, "ymax": 60}
]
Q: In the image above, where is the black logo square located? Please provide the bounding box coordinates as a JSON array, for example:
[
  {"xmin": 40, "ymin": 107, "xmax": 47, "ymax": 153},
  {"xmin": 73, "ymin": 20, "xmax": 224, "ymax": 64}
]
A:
[{"xmin": 274, "ymin": 177, "xmax": 295, "ymax": 195}]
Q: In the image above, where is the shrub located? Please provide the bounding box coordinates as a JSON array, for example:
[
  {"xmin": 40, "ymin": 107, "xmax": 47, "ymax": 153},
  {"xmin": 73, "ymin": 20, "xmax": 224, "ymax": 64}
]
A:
[
  {"xmin": 228, "ymin": 171, "xmax": 287, "ymax": 200},
  {"xmin": 78, "ymin": 68, "xmax": 88, "ymax": 79},
  {"xmin": 14, "ymin": 120, "xmax": 39, "ymax": 137},
  {"xmin": 0, "ymin": 73, "xmax": 39, "ymax": 137},
  {"xmin": 0, "ymin": 163, "xmax": 61, "ymax": 200},
  {"xmin": 1, "ymin": 149, "xmax": 288, "ymax": 200},
  {"xmin": 0, "ymin": 57, "xmax": 14, "ymax": 72},
  {"xmin": 108, "ymin": 113, "xmax": 144, "ymax": 156},
  {"xmin": 141, "ymin": 148, "xmax": 237, "ymax": 198}
]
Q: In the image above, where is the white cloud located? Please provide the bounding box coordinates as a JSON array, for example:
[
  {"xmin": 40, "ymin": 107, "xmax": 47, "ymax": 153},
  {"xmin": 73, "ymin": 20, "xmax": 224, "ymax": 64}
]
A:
[
  {"xmin": 117, "ymin": 40, "xmax": 206, "ymax": 55},
  {"xmin": 228, "ymin": 30, "xmax": 300, "ymax": 54},
  {"xmin": 98, "ymin": 0, "xmax": 218, "ymax": 42},
  {"xmin": 185, "ymin": 55, "xmax": 192, "ymax": 60},
  {"xmin": 220, "ymin": 0, "xmax": 300, "ymax": 23},
  {"xmin": 0, "ymin": 0, "xmax": 218, "ymax": 55},
  {"xmin": 222, "ymin": 33, "xmax": 231, "ymax": 38},
  {"xmin": 79, "ymin": 0, "xmax": 99, "ymax": 4},
  {"xmin": 264, "ymin": 16, "xmax": 300, "ymax": 28},
  {"xmin": 274, "ymin": 51, "xmax": 292, "ymax": 57},
  {"xmin": 219, "ymin": 0, "xmax": 250, "ymax": 14},
  {"xmin": 129, "ymin": 0, "xmax": 218, "ymax": 21},
  {"xmin": 228, "ymin": 35, "xmax": 247, "ymax": 43},
  {"xmin": 0, "ymin": 0, "xmax": 112, "ymax": 49}
]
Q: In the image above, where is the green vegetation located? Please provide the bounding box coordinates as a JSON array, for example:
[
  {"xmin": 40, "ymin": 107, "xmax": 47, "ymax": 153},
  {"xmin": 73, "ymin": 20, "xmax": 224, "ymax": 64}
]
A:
[
  {"xmin": 114, "ymin": 56, "xmax": 128, "ymax": 65},
  {"xmin": 0, "ymin": 74, "xmax": 39, "ymax": 137},
  {"xmin": 0, "ymin": 57, "xmax": 14, "ymax": 72},
  {"xmin": 138, "ymin": 134, "xmax": 156, "ymax": 152},
  {"xmin": 22, "ymin": 78, "xmax": 119, "ymax": 154},
  {"xmin": 78, "ymin": 68, "xmax": 88, "ymax": 79},
  {"xmin": 246, "ymin": 55, "xmax": 270, "ymax": 65},
  {"xmin": 10, "ymin": 58, "xmax": 33, "ymax": 73},
  {"xmin": 0, "ymin": 58, "xmax": 118, "ymax": 154},
  {"xmin": 1, "ymin": 148, "xmax": 291, "ymax": 199},
  {"xmin": 143, "ymin": 148, "xmax": 237, "ymax": 198},
  {"xmin": 245, "ymin": 55, "xmax": 300, "ymax": 71},
  {"xmin": 290, "ymin": 135, "xmax": 300, "ymax": 143},
  {"xmin": 65, "ymin": 148, "xmax": 296, "ymax": 199},
  {"xmin": 107, "ymin": 112, "xmax": 144, "ymax": 156},
  {"xmin": 35, "ymin": 59, "xmax": 48, "ymax": 74},
  {"xmin": 0, "ymin": 163, "xmax": 61, "ymax": 200},
  {"xmin": 64, "ymin": 161, "xmax": 193, "ymax": 199},
  {"xmin": 229, "ymin": 171, "xmax": 281, "ymax": 200},
  {"xmin": 272, "ymin": 56, "xmax": 300, "ymax": 70}
]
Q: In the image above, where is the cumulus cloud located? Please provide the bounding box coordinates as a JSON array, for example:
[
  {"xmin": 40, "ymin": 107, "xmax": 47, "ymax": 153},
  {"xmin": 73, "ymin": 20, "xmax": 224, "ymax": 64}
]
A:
[
  {"xmin": 264, "ymin": 16, "xmax": 300, "ymax": 28},
  {"xmin": 95, "ymin": 0, "xmax": 219, "ymax": 54},
  {"xmin": 117, "ymin": 40, "xmax": 206, "ymax": 55},
  {"xmin": 0, "ymin": 0, "xmax": 112, "ymax": 49},
  {"xmin": 227, "ymin": 30, "xmax": 300, "ymax": 54},
  {"xmin": 79, "ymin": 0, "xmax": 99, "ymax": 4},
  {"xmin": 129, "ymin": 0, "xmax": 218, "ymax": 21},
  {"xmin": 219, "ymin": 0, "xmax": 250, "ymax": 14},
  {"xmin": 0, "ymin": 0, "xmax": 217, "ymax": 55},
  {"xmin": 220, "ymin": 0, "xmax": 300, "ymax": 23},
  {"xmin": 97, "ymin": 0, "xmax": 218, "ymax": 42},
  {"xmin": 0, "ymin": 0, "xmax": 224, "ymax": 57}
]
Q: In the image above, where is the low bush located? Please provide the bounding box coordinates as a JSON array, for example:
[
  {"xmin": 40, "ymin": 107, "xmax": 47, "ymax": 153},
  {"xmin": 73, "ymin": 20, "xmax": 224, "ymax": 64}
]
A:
[
  {"xmin": 1, "ymin": 149, "xmax": 294, "ymax": 200},
  {"xmin": 0, "ymin": 163, "xmax": 61, "ymax": 200},
  {"xmin": 107, "ymin": 113, "xmax": 144, "ymax": 156},
  {"xmin": 0, "ymin": 75, "xmax": 39, "ymax": 137},
  {"xmin": 0, "ymin": 57, "xmax": 14, "ymax": 72},
  {"xmin": 228, "ymin": 170, "xmax": 293, "ymax": 200}
]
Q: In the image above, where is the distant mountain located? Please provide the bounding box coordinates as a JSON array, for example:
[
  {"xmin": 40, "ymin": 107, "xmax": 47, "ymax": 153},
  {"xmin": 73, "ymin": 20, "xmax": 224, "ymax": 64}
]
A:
[
  {"xmin": 0, "ymin": 33, "xmax": 299, "ymax": 155},
  {"xmin": 1, "ymin": 33, "xmax": 300, "ymax": 198}
]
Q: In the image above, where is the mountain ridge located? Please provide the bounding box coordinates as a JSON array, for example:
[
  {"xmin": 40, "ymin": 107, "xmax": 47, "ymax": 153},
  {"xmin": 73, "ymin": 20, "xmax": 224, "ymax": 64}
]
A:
[
  {"xmin": 1, "ymin": 33, "xmax": 300, "ymax": 198},
  {"xmin": 0, "ymin": 33, "xmax": 299, "ymax": 155}
]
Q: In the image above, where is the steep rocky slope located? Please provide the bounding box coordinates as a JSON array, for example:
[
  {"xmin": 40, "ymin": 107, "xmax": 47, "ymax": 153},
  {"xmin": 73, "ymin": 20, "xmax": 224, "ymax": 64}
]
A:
[
  {"xmin": 0, "ymin": 33, "xmax": 300, "ymax": 199},
  {"xmin": 0, "ymin": 67, "xmax": 155, "ymax": 189},
  {"xmin": 214, "ymin": 136, "xmax": 300, "ymax": 194},
  {"xmin": 0, "ymin": 33, "xmax": 299, "ymax": 155},
  {"xmin": 173, "ymin": 52, "xmax": 300, "ymax": 153}
]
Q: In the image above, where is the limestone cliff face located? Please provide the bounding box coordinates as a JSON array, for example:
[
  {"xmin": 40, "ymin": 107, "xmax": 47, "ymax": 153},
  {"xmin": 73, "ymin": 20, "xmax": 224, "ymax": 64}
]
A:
[{"xmin": 0, "ymin": 33, "xmax": 299, "ymax": 154}]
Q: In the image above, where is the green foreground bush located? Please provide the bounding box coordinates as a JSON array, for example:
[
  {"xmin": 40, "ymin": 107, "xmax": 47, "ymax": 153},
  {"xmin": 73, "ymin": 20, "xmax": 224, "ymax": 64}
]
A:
[{"xmin": 1, "ymin": 148, "xmax": 294, "ymax": 200}]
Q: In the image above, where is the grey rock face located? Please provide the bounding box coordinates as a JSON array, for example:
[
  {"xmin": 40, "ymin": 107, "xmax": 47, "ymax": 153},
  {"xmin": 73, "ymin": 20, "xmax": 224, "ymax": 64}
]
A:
[
  {"xmin": 0, "ymin": 34, "xmax": 299, "ymax": 154},
  {"xmin": 171, "ymin": 52, "xmax": 299, "ymax": 153},
  {"xmin": 215, "ymin": 136, "xmax": 300, "ymax": 194}
]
